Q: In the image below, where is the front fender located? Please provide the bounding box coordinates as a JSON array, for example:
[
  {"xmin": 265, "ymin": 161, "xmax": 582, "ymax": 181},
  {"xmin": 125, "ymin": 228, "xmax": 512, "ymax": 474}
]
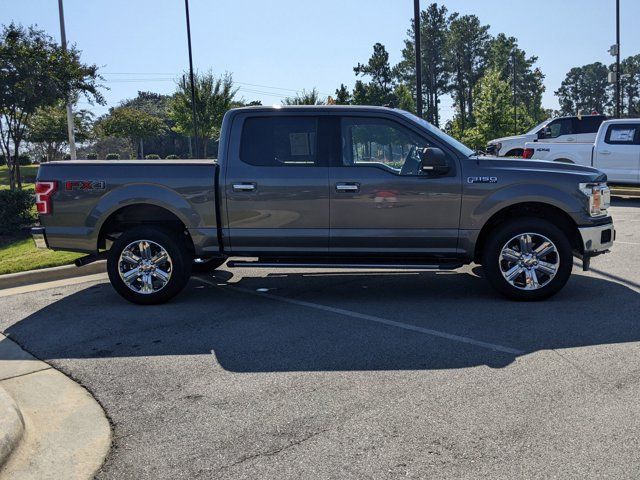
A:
[{"xmin": 463, "ymin": 182, "xmax": 585, "ymax": 230}]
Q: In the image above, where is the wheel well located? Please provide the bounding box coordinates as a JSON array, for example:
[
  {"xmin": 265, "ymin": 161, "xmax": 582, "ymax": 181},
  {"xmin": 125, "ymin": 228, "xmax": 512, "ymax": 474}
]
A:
[
  {"xmin": 98, "ymin": 204, "xmax": 194, "ymax": 253},
  {"xmin": 473, "ymin": 202, "xmax": 581, "ymax": 263},
  {"xmin": 504, "ymin": 148, "xmax": 524, "ymax": 157}
]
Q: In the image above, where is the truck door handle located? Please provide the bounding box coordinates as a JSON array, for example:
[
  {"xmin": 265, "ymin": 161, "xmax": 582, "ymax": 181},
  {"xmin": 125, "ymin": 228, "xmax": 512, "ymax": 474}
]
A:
[
  {"xmin": 233, "ymin": 182, "xmax": 256, "ymax": 192},
  {"xmin": 335, "ymin": 182, "xmax": 360, "ymax": 192},
  {"xmin": 566, "ymin": 137, "xmax": 576, "ymax": 141},
  {"xmin": 599, "ymin": 150, "xmax": 611, "ymax": 155}
]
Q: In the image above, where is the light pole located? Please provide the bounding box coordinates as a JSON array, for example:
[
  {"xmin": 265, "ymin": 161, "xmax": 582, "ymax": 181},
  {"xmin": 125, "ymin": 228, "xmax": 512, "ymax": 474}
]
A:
[
  {"xmin": 184, "ymin": 0, "xmax": 199, "ymax": 158},
  {"xmin": 608, "ymin": 0, "xmax": 622, "ymax": 118},
  {"xmin": 615, "ymin": 0, "xmax": 621, "ymax": 118},
  {"xmin": 512, "ymin": 47, "xmax": 517, "ymax": 134},
  {"xmin": 57, "ymin": 0, "xmax": 77, "ymax": 160},
  {"xmin": 413, "ymin": 0, "xmax": 423, "ymax": 118}
]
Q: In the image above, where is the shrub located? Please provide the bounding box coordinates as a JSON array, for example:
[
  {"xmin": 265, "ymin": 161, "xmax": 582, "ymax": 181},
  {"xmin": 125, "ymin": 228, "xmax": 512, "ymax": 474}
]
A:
[
  {"xmin": 145, "ymin": 154, "xmax": 160, "ymax": 159},
  {"xmin": 0, "ymin": 190, "xmax": 35, "ymax": 235},
  {"xmin": 86, "ymin": 152, "xmax": 98, "ymax": 160},
  {"xmin": 0, "ymin": 155, "xmax": 5, "ymax": 166},
  {"xmin": 18, "ymin": 154, "xmax": 31, "ymax": 165},
  {"xmin": 62, "ymin": 153, "xmax": 71, "ymax": 160},
  {"xmin": 106, "ymin": 153, "xmax": 120, "ymax": 160},
  {"xmin": 165, "ymin": 154, "xmax": 179, "ymax": 160}
]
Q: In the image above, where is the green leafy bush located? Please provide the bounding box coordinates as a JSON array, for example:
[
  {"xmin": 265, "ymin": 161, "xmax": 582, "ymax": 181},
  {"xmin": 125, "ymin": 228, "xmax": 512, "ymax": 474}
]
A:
[
  {"xmin": 106, "ymin": 153, "xmax": 120, "ymax": 160},
  {"xmin": 0, "ymin": 190, "xmax": 35, "ymax": 235},
  {"xmin": 0, "ymin": 155, "xmax": 5, "ymax": 166},
  {"xmin": 18, "ymin": 154, "xmax": 31, "ymax": 165},
  {"xmin": 86, "ymin": 152, "xmax": 98, "ymax": 160},
  {"xmin": 145, "ymin": 154, "xmax": 160, "ymax": 159},
  {"xmin": 165, "ymin": 154, "xmax": 179, "ymax": 160},
  {"xmin": 62, "ymin": 153, "xmax": 71, "ymax": 160}
]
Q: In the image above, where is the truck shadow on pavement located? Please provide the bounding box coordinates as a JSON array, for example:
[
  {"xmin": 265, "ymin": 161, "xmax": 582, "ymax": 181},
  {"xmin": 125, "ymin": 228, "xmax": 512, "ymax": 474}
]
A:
[{"xmin": 2, "ymin": 267, "xmax": 640, "ymax": 373}]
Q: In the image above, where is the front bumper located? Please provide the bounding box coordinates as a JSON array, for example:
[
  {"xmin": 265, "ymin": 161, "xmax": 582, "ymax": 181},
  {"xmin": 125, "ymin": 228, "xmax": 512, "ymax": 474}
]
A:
[
  {"xmin": 31, "ymin": 227, "xmax": 48, "ymax": 250},
  {"xmin": 578, "ymin": 222, "xmax": 615, "ymax": 255}
]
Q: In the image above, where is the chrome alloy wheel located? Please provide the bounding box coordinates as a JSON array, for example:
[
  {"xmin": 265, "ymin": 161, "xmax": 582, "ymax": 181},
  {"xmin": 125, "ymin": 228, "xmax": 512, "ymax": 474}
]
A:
[
  {"xmin": 118, "ymin": 240, "xmax": 173, "ymax": 294},
  {"xmin": 498, "ymin": 233, "xmax": 559, "ymax": 291}
]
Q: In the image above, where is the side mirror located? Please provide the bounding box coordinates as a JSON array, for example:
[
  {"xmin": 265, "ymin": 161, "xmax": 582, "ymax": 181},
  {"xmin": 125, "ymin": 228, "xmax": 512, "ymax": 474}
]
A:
[{"xmin": 420, "ymin": 147, "xmax": 450, "ymax": 175}]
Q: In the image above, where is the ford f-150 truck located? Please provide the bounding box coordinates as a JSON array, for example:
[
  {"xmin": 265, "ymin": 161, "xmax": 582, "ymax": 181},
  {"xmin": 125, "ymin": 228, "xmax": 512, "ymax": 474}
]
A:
[
  {"xmin": 32, "ymin": 106, "xmax": 615, "ymax": 304},
  {"xmin": 523, "ymin": 118, "xmax": 640, "ymax": 185},
  {"xmin": 486, "ymin": 114, "xmax": 607, "ymax": 157}
]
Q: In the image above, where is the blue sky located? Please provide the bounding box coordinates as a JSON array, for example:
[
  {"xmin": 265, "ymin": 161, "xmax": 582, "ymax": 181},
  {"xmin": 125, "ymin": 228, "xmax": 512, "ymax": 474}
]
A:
[{"xmin": 5, "ymin": 0, "xmax": 639, "ymax": 122}]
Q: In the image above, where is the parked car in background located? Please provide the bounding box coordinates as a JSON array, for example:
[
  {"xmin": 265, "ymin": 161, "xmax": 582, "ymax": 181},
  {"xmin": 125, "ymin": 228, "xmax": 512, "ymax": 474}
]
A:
[
  {"xmin": 524, "ymin": 118, "xmax": 640, "ymax": 185},
  {"xmin": 486, "ymin": 114, "xmax": 607, "ymax": 157}
]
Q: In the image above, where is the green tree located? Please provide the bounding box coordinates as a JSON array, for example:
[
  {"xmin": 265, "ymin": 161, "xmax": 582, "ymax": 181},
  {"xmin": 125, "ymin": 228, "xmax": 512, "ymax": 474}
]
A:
[
  {"xmin": 353, "ymin": 43, "xmax": 395, "ymax": 105},
  {"xmin": 395, "ymin": 3, "xmax": 450, "ymax": 126},
  {"xmin": 170, "ymin": 71, "xmax": 238, "ymax": 158},
  {"xmin": 444, "ymin": 14, "xmax": 491, "ymax": 133},
  {"xmin": 282, "ymin": 88, "xmax": 326, "ymax": 105},
  {"xmin": 334, "ymin": 84, "xmax": 352, "ymax": 105},
  {"xmin": 621, "ymin": 55, "xmax": 640, "ymax": 117},
  {"xmin": 0, "ymin": 23, "xmax": 102, "ymax": 189},
  {"xmin": 462, "ymin": 69, "xmax": 533, "ymax": 150},
  {"xmin": 99, "ymin": 107, "xmax": 165, "ymax": 159},
  {"xmin": 556, "ymin": 63, "xmax": 612, "ymax": 115},
  {"xmin": 486, "ymin": 33, "xmax": 546, "ymax": 123},
  {"xmin": 27, "ymin": 103, "xmax": 93, "ymax": 162}
]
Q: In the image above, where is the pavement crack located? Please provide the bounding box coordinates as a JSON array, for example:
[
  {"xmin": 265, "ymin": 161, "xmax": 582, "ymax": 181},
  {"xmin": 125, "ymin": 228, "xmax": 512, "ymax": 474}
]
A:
[
  {"xmin": 218, "ymin": 427, "xmax": 330, "ymax": 472},
  {"xmin": 0, "ymin": 366, "xmax": 52, "ymax": 382}
]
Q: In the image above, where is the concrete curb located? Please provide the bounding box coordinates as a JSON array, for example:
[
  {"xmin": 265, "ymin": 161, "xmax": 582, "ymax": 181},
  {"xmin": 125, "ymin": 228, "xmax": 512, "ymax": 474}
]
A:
[
  {"xmin": 0, "ymin": 261, "xmax": 106, "ymax": 290},
  {"xmin": 0, "ymin": 387, "xmax": 24, "ymax": 469},
  {"xmin": 0, "ymin": 333, "xmax": 111, "ymax": 479}
]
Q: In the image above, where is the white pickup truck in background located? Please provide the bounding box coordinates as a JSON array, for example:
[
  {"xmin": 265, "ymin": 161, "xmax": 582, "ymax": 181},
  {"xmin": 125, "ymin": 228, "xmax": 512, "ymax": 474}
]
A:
[
  {"xmin": 486, "ymin": 114, "xmax": 606, "ymax": 157},
  {"xmin": 523, "ymin": 118, "xmax": 640, "ymax": 185}
]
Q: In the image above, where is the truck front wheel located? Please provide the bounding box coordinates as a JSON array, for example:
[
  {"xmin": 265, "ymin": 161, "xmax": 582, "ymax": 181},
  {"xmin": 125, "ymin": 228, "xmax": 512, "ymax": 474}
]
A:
[
  {"xmin": 107, "ymin": 226, "xmax": 192, "ymax": 305},
  {"xmin": 481, "ymin": 218, "xmax": 573, "ymax": 301}
]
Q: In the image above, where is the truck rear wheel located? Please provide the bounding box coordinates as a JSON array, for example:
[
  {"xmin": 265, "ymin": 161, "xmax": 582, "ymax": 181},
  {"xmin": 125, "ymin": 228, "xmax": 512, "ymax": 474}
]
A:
[
  {"xmin": 107, "ymin": 226, "xmax": 192, "ymax": 305},
  {"xmin": 481, "ymin": 218, "xmax": 573, "ymax": 301}
]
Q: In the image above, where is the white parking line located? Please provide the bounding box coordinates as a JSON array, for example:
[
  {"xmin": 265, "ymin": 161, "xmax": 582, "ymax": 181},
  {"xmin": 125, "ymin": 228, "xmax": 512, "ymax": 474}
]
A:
[{"xmin": 194, "ymin": 276, "xmax": 524, "ymax": 356}]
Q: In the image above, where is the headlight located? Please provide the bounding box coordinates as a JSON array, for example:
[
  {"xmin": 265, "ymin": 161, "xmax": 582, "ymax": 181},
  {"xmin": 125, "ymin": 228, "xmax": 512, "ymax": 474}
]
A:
[{"xmin": 579, "ymin": 182, "xmax": 610, "ymax": 217}]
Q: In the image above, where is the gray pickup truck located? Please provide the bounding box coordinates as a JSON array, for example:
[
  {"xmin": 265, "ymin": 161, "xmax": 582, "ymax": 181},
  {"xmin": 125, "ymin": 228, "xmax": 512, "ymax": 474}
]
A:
[{"xmin": 32, "ymin": 106, "xmax": 615, "ymax": 304}]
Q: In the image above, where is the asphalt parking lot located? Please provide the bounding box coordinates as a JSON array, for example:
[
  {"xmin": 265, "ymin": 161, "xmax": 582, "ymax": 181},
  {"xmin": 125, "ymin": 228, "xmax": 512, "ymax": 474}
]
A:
[{"xmin": 1, "ymin": 197, "xmax": 639, "ymax": 479}]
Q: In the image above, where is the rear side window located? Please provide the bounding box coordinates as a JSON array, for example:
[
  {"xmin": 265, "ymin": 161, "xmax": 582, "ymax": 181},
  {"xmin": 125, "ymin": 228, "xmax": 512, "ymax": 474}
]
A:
[
  {"xmin": 605, "ymin": 124, "xmax": 640, "ymax": 145},
  {"xmin": 575, "ymin": 116, "xmax": 606, "ymax": 134},
  {"xmin": 240, "ymin": 116, "xmax": 318, "ymax": 166}
]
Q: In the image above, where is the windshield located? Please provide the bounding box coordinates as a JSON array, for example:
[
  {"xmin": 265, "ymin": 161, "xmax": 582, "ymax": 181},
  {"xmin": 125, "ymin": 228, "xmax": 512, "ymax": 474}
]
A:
[
  {"xmin": 526, "ymin": 119, "xmax": 551, "ymax": 135},
  {"xmin": 398, "ymin": 110, "xmax": 475, "ymax": 157}
]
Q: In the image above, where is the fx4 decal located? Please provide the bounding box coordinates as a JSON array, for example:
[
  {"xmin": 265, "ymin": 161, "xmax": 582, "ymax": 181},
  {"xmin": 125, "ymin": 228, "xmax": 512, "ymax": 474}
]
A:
[
  {"xmin": 65, "ymin": 180, "xmax": 106, "ymax": 191},
  {"xmin": 467, "ymin": 176, "xmax": 498, "ymax": 184}
]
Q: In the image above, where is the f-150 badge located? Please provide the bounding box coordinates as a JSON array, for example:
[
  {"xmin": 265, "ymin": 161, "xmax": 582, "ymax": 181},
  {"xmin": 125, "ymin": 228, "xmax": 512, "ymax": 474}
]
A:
[{"xmin": 467, "ymin": 176, "xmax": 498, "ymax": 184}]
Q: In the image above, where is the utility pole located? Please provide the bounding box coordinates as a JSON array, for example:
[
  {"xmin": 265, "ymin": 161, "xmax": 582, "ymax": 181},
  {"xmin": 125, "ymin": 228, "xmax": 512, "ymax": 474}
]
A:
[
  {"xmin": 57, "ymin": 0, "xmax": 77, "ymax": 160},
  {"xmin": 512, "ymin": 48, "xmax": 517, "ymax": 134},
  {"xmin": 615, "ymin": 0, "xmax": 621, "ymax": 118},
  {"xmin": 184, "ymin": 0, "xmax": 199, "ymax": 158},
  {"xmin": 413, "ymin": 0, "xmax": 423, "ymax": 118}
]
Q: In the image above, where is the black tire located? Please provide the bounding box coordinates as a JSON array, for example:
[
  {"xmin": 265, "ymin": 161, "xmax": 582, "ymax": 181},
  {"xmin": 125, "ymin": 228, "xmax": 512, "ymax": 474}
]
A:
[
  {"xmin": 191, "ymin": 257, "xmax": 226, "ymax": 273},
  {"xmin": 107, "ymin": 226, "xmax": 192, "ymax": 305},
  {"xmin": 481, "ymin": 218, "xmax": 573, "ymax": 301}
]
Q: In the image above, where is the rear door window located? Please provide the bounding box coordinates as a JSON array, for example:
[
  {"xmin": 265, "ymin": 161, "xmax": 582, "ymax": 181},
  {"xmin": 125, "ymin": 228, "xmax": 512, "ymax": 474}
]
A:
[
  {"xmin": 240, "ymin": 116, "xmax": 318, "ymax": 166},
  {"xmin": 605, "ymin": 124, "xmax": 640, "ymax": 145}
]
